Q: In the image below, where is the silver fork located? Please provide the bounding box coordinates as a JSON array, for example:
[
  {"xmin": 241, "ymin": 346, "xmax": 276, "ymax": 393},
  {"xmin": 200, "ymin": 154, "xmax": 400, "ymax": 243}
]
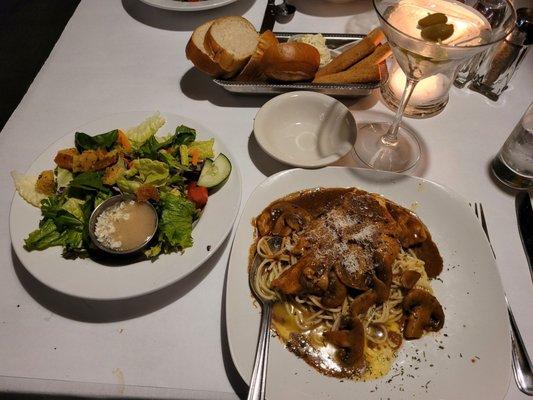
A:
[{"xmin": 473, "ymin": 202, "xmax": 533, "ymax": 396}]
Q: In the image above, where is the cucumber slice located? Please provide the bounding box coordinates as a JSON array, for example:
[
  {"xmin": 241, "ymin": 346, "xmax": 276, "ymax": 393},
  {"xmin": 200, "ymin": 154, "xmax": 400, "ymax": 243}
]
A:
[{"xmin": 197, "ymin": 153, "xmax": 231, "ymax": 188}]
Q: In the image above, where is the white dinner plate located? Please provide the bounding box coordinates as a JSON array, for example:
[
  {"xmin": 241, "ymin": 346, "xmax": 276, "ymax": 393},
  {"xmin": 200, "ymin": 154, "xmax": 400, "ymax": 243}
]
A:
[
  {"xmin": 225, "ymin": 167, "xmax": 510, "ymax": 400},
  {"xmin": 138, "ymin": 0, "xmax": 237, "ymax": 11},
  {"xmin": 10, "ymin": 111, "xmax": 241, "ymax": 300}
]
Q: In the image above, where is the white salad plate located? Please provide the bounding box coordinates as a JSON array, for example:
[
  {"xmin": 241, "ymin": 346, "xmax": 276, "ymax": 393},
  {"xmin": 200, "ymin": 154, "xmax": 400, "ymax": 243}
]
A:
[
  {"xmin": 225, "ymin": 167, "xmax": 510, "ymax": 400},
  {"xmin": 10, "ymin": 111, "xmax": 241, "ymax": 300},
  {"xmin": 253, "ymin": 92, "xmax": 357, "ymax": 168},
  {"xmin": 138, "ymin": 0, "xmax": 237, "ymax": 11}
]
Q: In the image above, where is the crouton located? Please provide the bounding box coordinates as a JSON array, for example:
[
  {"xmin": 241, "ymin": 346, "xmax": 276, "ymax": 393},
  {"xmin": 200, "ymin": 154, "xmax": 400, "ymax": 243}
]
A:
[
  {"xmin": 102, "ymin": 162, "xmax": 126, "ymax": 186},
  {"xmin": 54, "ymin": 148, "xmax": 79, "ymax": 170},
  {"xmin": 136, "ymin": 185, "xmax": 159, "ymax": 202},
  {"xmin": 72, "ymin": 149, "xmax": 118, "ymax": 172},
  {"xmin": 35, "ymin": 170, "xmax": 56, "ymax": 195}
]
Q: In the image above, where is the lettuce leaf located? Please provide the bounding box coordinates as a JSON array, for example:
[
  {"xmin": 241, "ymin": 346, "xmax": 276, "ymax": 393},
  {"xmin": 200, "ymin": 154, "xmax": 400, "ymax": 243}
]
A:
[
  {"xmin": 75, "ymin": 130, "xmax": 118, "ymax": 152},
  {"xmin": 24, "ymin": 197, "xmax": 85, "ymax": 254},
  {"xmin": 116, "ymin": 159, "xmax": 169, "ymax": 194},
  {"xmin": 158, "ymin": 150, "xmax": 185, "ymax": 171},
  {"xmin": 173, "ymin": 125, "xmax": 196, "ymax": 146},
  {"xmin": 69, "ymin": 172, "xmax": 105, "ymax": 192},
  {"xmin": 55, "ymin": 167, "xmax": 73, "ymax": 189},
  {"xmin": 155, "ymin": 191, "xmax": 195, "ymax": 256},
  {"xmin": 188, "ymin": 138, "xmax": 214, "ymax": 160},
  {"xmin": 137, "ymin": 125, "xmax": 196, "ymax": 158},
  {"xmin": 61, "ymin": 197, "xmax": 85, "ymax": 221},
  {"xmin": 125, "ymin": 112, "xmax": 166, "ymax": 150},
  {"xmin": 11, "ymin": 171, "xmax": 47, "ymax": 207}
]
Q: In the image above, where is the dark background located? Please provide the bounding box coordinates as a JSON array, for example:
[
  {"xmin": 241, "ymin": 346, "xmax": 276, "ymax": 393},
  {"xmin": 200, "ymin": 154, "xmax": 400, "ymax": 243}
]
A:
[{"xmin": 0, "ymin": 0, "xmax": 80, "ymax": 131}]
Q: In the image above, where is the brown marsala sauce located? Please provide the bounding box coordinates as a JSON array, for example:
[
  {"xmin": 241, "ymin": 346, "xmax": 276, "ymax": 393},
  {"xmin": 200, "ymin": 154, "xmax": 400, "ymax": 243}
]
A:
[{"xmin": 250, "ymin": 188, "xmax": 443, "ymax": 380}]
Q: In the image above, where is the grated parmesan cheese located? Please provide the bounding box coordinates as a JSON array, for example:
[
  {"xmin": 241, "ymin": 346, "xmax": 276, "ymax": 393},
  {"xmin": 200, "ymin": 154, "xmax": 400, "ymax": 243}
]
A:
[{"xmin": 94, "ymin": 201, "xmax": 133, "ymax": 250}]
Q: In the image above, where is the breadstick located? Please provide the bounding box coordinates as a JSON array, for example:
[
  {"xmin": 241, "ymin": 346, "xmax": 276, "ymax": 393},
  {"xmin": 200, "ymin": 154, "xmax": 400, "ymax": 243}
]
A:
[
  {"xmin": 351, "ymin": 42, "xmax": 392, "ymax": 69},
  {"xmin": 313, "ymin": 64, "xmax": 380, "ymax": 84},
  {"xmin": 313, "ymin": 43, "xmax": 390, "ymax": 84},
  {"xmin": 315, "ymin": 28, "xmax": 385, "ymax": 78}
]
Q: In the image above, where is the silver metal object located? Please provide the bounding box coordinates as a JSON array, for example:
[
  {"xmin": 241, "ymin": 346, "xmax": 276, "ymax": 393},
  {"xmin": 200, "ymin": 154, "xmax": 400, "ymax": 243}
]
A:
[
  {"xmin": 213, "ymin": 33, "xmax": 385, "ymax": 98},
  {"xmin": 515, "ymin": 192, "xmax": 533, "ymax": 283},
  {"xmin": 473, "ymin": 202, "xmax": 533, "ymax": 396},
  {"xmin": 88, "ymin": 194, "xmax": 158, "ymax": 256},
  {"xmin": 491, "ymin": 102, "xmax": 533, "ymax": 190},
  {"xmin": 274, "ymin": 0, "xmax": 296, "ymax": 24},
  {"xmin": 247, "ymin": 252, "xmax": 274, "ymax": 400}
]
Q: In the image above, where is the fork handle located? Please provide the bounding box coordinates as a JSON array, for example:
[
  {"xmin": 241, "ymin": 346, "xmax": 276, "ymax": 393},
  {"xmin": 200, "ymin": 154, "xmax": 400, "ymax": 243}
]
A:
[
  {"xmin": 247, "ymin": 303, "xmax": 273, "ymax": 400},
  {"xmin": 507, "ymin": 304, "xmax": 533, "ymax": 395}
]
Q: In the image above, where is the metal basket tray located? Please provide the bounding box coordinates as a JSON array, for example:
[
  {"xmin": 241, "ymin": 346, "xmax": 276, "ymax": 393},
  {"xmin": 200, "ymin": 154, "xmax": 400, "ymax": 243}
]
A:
[{"xmin": 213, "ymin": 32, "xmax": 386, "ymax": 98}]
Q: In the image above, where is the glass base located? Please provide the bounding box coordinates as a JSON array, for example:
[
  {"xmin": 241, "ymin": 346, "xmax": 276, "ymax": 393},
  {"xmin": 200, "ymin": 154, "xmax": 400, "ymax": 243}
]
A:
[
  {"xmin": 354, "ymin": 122, "xmax": 421, "ymax": 173},
  {"xmin": 491, "ymin": 156, "xmax": 533, "ymax": 190},
  {"xmin": 380, "ymin": 83, "xmax": 449, "ymax": 119}
]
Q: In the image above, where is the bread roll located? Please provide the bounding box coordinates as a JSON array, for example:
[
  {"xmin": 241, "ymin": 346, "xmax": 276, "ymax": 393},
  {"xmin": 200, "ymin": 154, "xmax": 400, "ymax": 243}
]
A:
[
  {"xmin": 234, "ymin": 30, "xmax": 278, "ymax": 82},
  {"xmin": 204, "ymin": 16, "xmax": 259, "ymax": 77},
  {"xmin": 185, "ymin": 20, "xmax": 225, "ymax": 77},
  {"xmin": 263, "ymin": 42, "xmax": 320, "ymax": 82}
]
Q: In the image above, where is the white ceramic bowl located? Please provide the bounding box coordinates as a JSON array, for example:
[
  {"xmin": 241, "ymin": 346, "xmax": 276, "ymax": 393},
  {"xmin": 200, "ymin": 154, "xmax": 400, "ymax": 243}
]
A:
[{"xmin": 253, "ymin": 92, "xmax": 357, "ymax": 168}]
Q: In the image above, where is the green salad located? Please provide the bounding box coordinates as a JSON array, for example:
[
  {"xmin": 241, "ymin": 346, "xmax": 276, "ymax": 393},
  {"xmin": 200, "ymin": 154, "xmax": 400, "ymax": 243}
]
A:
[{"xmin": 12, "ymin": 113, "xmax": 231, "ymax": 260}]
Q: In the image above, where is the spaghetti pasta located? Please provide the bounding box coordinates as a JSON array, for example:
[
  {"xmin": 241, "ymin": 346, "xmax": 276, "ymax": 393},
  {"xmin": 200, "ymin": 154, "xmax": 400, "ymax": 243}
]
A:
[{"xmin": 249, "ymin": 187, "xmax": 445, "ymax": 380}]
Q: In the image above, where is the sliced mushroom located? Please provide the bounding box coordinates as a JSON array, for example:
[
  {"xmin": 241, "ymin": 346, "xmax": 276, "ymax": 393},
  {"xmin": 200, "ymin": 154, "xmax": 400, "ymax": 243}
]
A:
[
  {"xmin": 411, "ymin": 238, "xmax": 443, "ymax": 278},
  {"xmin": 372, "ymin": 274, "xmax": 390, "ymax": 302},
  {"xmin": 350, "ymin": 289, "xmax": 379, "ymax": 317},
  {"xmin": 323, "ymin": 316, "xmax": 365, "ymax": 369},
  {"xmin": 334, "ymin": 243, "xmax": 373, "ymax": 290},
  {"xmin": 321, "ymin": 271, "xmax": 347, "ymax": 308},
  {"xmin": 402, "ymin": 288, "xmax": 444, "ymax": 340},
  {"xmin": 401, "ymin": 270, "xmax": 421, "ymax": 289},
  {"xmin": 255, "ymin": 201, "xmax": 311, "ymax": 237},
  {"xmin": 272, "ymin": 256, "xmax": 331, "ymax": 296}
]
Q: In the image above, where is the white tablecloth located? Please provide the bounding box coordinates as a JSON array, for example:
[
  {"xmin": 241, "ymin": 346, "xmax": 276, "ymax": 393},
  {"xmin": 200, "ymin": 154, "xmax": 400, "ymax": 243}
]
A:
[{"xmin": 0, "ymin": 0, "xmax": 531, "ymax": 398}]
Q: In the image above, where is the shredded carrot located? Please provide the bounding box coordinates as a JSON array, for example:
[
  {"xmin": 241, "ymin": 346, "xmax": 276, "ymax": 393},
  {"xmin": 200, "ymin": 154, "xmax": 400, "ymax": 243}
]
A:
[
  {"xmin": 117, "ymin": 129, "xmax": 131, "ymax": 152},
  {"xmin": 190, "ymin": 148, "xmax": 200, "ymax": 166}
]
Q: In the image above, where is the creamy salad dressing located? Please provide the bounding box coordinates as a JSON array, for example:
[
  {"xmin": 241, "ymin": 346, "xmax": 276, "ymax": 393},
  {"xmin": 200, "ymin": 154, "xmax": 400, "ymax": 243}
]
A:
[{"xmin": 95, "ymin": 200, "xmax": 156, "ymax": 251}]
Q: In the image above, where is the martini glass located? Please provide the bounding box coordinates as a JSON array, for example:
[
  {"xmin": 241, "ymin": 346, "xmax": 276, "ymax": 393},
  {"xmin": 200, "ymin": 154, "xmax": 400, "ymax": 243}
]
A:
[{"xmin": 354, "ymin": 0, "xmax": 516, "ymax": 172}]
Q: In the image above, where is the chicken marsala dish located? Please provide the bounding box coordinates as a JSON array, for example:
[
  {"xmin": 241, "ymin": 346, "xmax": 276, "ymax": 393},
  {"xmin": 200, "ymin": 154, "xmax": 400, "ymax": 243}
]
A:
[{"xmin": 249, "ymin": 188, "xmax": 444, "ymax": 380}]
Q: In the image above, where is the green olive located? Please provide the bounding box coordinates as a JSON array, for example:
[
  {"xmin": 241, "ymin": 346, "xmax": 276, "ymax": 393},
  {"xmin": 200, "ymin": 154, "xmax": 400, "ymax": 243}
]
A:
[
  {"xmin": 418, "ymin": 12, "xmax": 448, "ymax": 28},
  {"xmin": 421, "ymin": 23, "xmax": 455, "ymax": 42}
]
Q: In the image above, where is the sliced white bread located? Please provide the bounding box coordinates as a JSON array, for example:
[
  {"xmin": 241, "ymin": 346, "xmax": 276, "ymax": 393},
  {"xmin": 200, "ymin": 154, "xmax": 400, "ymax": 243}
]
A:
[
  {"xmin": 204, "ymin": 16, "xmax": 259, "ymax": 77},
  {"xmin": 234, "ymin": 30, "xmax": 278, "ymax": 82},
  {"xmin": 185, "ymin": 20, "xmax": 225, "ymax": 77}
]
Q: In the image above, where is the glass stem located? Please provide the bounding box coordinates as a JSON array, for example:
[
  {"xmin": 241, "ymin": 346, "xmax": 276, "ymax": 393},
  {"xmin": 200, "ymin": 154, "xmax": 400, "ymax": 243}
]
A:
[{"xmin": 382, "ymin": 77, "xmax": 419, "ymax": 145}]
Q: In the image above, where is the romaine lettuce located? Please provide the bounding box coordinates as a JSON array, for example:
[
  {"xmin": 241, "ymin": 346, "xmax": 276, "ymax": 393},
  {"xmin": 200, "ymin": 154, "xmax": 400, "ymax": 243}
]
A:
[
  {"xmin": 154, "ymin": 191, "xmax": 195, "ymax": 256},
  {"xmin": 125, "ymin": 112, "xmax": 166, "ymax": 150},
  {"xmin": 116, "ymin": 159, "xmax": 169, "ymax": 194},
  {"xmin": 188, "ymin": 139, "xmax": 214, "ymax": 160},
  {"xmin": 55, "ymin": 167, "xmax": 73, "ymax": 189}
]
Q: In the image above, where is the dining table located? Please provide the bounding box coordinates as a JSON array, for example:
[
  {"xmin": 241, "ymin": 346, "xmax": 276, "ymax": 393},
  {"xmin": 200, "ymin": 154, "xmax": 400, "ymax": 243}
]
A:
[{"xmin": 0, "ymin": 0, "xmax": 531, "ymax": 398}]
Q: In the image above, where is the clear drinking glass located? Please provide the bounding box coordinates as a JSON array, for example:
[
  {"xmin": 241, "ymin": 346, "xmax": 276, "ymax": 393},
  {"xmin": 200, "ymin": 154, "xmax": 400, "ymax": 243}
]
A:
[
  {"xmin": 354, "ymin": 0, "xmax": 516, "ymax": 172},
  {"xmin": 469, "ymin": 8, "xmax": 532, "ymax": 101},
  {"xmin": 491, "ymin": 102, "xmax": 533, "ymax": 190},
  {"xmin": 454, "ymin": 0, "xmax": 509, "ymax": 88}
]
